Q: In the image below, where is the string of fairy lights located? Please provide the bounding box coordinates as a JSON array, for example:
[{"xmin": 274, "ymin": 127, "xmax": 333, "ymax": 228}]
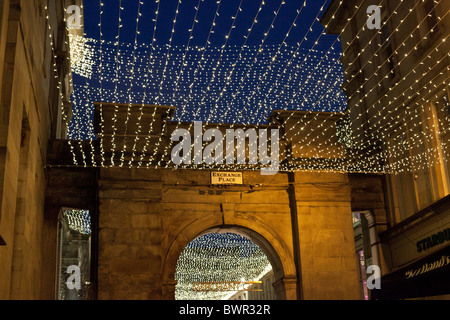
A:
[
  {"xmin": 64, "ymin": 210, "xmax": 92, "ymax": 235},
  {"xmin": 69, "ymin": 43, "xmax": 344, "ymax": 123},
  {"xmin": 273, "ymin": 0, "xmax": 450, "ymax": 174},
  {"xmin": 171, "ymin": 0, "xmax": 448, "ymax": 173},
  {"xmin": 175, "ymin": 233, "xmax": 272, "ymax": 300},
  {"xmin": 45, "ymin": 0, "xmax": 448, "ymax": 176},
  {"xmin": 281, "ymin": 0, "xmax": 449, "ymax": 173}
]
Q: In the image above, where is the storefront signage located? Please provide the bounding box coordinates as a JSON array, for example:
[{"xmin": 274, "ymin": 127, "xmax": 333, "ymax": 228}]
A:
[
  {"xmin": 405, "ymin": 254, "xmax": 450, "ymax": 279},
  {"xmin": 211, "ymin": 172, "xmax": 243, "ymax": 185},
  {"xmin": 416, "ymin": 228, "xmax": 450, "ymax": 252},
  {"xmin": 371, "ymin": 244, "xmax": 450, "ymax": 300}
]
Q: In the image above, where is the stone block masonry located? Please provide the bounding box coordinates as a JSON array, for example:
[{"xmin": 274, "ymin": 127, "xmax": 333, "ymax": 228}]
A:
[{"xmin": 96, "ymin": 167, "xmax": 361, "ymax": 300}]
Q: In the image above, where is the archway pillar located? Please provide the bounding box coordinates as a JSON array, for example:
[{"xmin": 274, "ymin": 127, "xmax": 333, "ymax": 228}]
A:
[
  {"xmin": 273, "ymin": 276, "xmax": 298, "ymax": 300},
  {"xmin": 162, "ymin": 280, "xmax": 177, "ymax": 300}
]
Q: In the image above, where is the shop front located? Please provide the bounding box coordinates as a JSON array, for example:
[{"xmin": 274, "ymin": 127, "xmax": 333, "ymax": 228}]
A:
[
  {"xmin": 372, "ymin": 195, "xmax": 450, "ymax": 300},
  {"xmin": 371, "ymin": 243, "xmax": 450, "ymax": 299}
]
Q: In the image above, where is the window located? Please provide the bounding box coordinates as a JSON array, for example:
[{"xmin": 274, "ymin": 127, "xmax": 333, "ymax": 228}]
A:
[
  {"xmin": 56, "ymin": 209, "xmax": 92, "ymax": 300},
  {"xmin": 352, "ymin": 212, "xmax": 373, "ymax": 299},
  {"xmin": 352, "ymin": 212, "xmax": 361, "ymax": 225},
  {"xmin": 433, "ymin": 94, "xmax": 450, "ymax": 195},
  {"xmin": 357, "ymin": 250, "xmax": 369, "ymax": 300}
]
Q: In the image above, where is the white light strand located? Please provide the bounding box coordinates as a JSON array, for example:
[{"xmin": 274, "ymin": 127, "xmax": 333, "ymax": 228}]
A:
[
  {"xmin": 109, "ymin": 0, "xmax": 125, "ymax": 167},
  {"xmin": 139, "ymin": 0, "xmax": 184, "ymax": 168},
  {"xmin": 130, "ymin": 0, "xmax": 161, "ymax": 167},
  {"xmin": 60, "ymin": 0, "xmax": 449, "ymax": 176},
  {"xmin": 44, "ymin": 1, "xmax": 77, "ymax": 165},
  {"xmin": 297, "ymin": 8, "xmax": 449, "ymax": 165},
  {"xmin": 277, "ymin": 1, "xmax": 448, "ymax": 170}
]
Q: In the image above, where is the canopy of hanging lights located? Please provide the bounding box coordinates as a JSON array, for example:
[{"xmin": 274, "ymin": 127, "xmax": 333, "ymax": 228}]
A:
[
  {"xmin": 43, "ymin": 0, "xmax": 448, "ymax": 175},
  {"xmin": 175, "ymin": 233, "xmax": 272, "ymax": 300}
]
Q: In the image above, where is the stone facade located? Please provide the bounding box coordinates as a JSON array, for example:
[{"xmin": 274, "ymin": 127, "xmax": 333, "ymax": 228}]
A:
[
  {"xmin": 46, "ymin": 102, "xmax": 360, "ymax": 300},
  {"xmin": 0, "ymin": 0, "xmax": 78, "ymax": 299}
]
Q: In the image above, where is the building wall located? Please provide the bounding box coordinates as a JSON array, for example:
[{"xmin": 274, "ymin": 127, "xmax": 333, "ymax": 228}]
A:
[
  {"xmin": 228, "ymin": 269, "xmax": 276, "ymax": 300},
  {"xmin": 41, "ymin": 101, "xmax": 360, "ymax": 300},
  {"xmin": 94, "ymin": 167, "xmax": 360, "ymax": 300},
  {"xmin": 0, "ymin": 0, "xmax": 76, "ymax": 300}
]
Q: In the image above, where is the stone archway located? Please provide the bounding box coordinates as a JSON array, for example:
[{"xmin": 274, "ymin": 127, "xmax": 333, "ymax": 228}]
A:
[{"xmin": 162, "ymin": 217, "xmax": 298, "ymax": 300}]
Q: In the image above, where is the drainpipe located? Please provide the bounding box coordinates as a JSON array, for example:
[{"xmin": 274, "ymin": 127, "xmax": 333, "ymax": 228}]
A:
[{"xmin": 287, "ymin": 171, "xmax": 304, "ymax": 300}]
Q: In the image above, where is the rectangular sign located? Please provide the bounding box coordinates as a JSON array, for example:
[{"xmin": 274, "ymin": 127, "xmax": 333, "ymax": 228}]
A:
[
  {"xmin": 211, "ymin": 172, "xmax": 243, "ymax": 185},
  {"xmin": 192, "ymin": 281, "xmax": 262, "ymax": 292}
]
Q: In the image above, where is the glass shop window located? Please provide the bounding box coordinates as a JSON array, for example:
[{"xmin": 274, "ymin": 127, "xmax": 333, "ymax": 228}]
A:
[
  {"xmin": 357, "ymin": 250, "xmax": 369, "ymax": 300},
  {"xmin": 352, "ymin": 212, "xmax": 372, "ymax": 300},
  {"xmin": 423, "ymin": 0, "xmax": 439, "ymax": 33},
  {"xmin": 56, "ymin": 209, "xmax": 92, "ymax": 300},
  {"xmin": 352, "ymin": 212, "xmax": 361, "ymax": 225}
]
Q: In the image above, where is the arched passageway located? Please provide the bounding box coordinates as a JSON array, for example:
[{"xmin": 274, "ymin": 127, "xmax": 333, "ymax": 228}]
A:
[
  {"xmin": 175, "ymin": 231, "xmax": 274, "ymax": 300},
  {"xmin": 164, "ymin": 224, "xmax": 296, "ymax": 300}
]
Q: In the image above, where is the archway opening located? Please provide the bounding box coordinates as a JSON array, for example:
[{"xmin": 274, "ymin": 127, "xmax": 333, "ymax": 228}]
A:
[{"xmin": 175, "ymin": 230, "xmax": 277, "ymax": 300}]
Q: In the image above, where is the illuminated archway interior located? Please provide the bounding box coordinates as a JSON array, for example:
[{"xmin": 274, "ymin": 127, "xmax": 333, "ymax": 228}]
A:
[{"xmin": 175, "ymin": 232, "xmax": 273, "ymax": 300}]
